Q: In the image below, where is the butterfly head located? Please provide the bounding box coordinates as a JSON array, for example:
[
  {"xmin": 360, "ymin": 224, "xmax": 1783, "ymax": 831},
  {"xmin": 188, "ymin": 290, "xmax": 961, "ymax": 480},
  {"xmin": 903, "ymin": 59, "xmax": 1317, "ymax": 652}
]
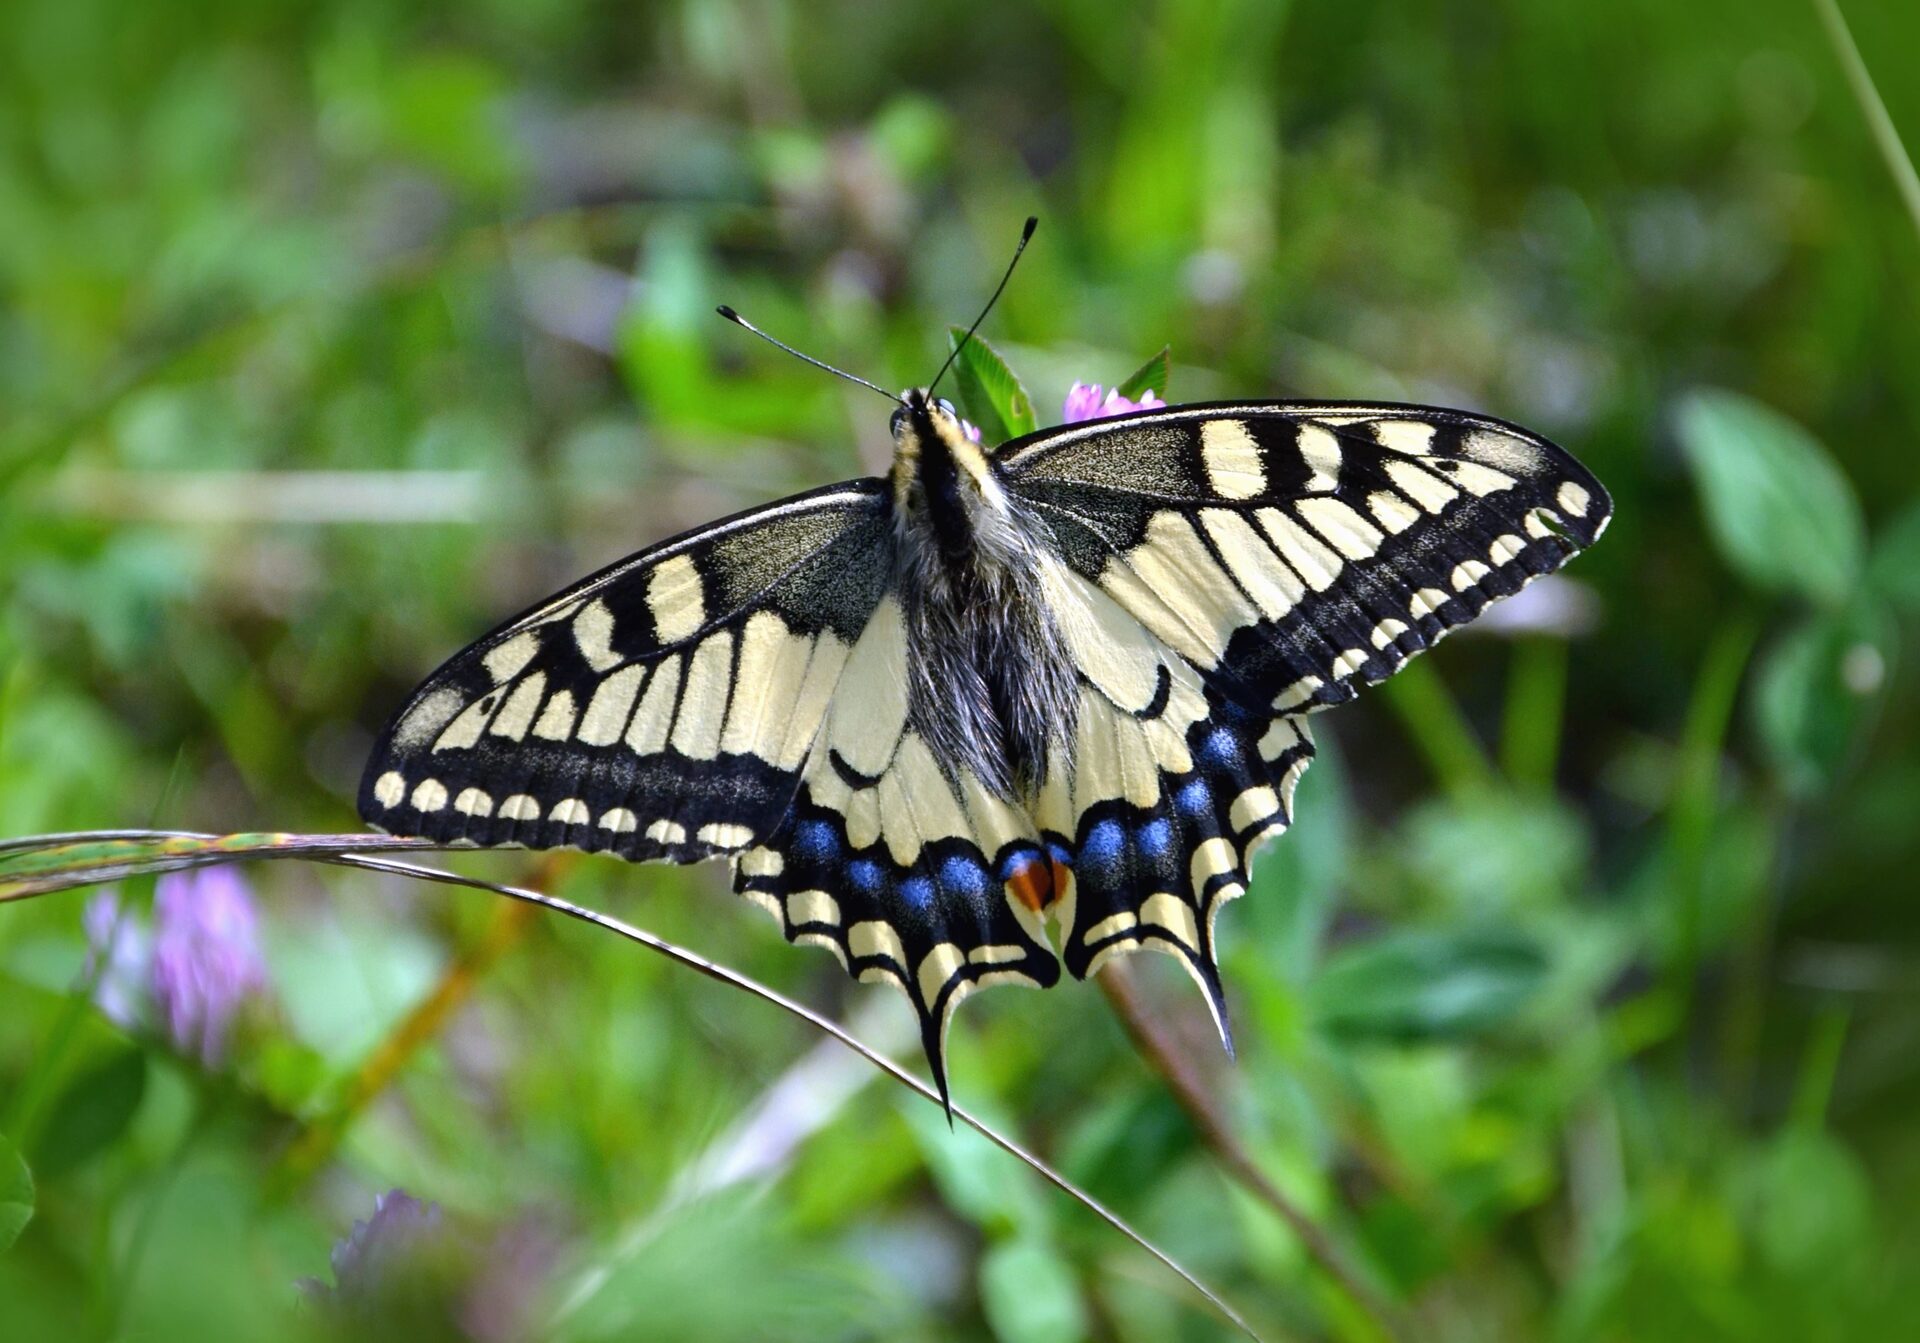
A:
[{"xmin": 889, "ymin": 387, "xmax": 1013, "ymax": 561}]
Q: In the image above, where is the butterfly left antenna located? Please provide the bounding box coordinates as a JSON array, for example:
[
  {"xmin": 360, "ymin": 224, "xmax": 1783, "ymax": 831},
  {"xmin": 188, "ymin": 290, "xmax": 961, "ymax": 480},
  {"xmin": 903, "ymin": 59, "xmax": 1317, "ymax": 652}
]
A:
[{"xmin": 715, "ymin": 306, "xmax": 904, "ymax": 405}]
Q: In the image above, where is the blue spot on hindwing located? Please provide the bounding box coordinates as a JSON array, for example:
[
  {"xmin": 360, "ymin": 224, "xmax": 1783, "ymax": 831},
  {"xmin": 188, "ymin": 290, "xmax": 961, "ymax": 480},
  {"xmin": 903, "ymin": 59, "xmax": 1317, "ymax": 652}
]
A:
[
  {"xmin": 1082, "ymin": 818, "xmax": 1126, "ymax": 877},
  {"xmin": 1199, "ymin": 725, "xmax": 1241, "ymax": 770},
  {"xmin": 1177, "ymin": 777, "xmax": 1214, "ymax": 820},
  {"xmin": 939, "ymin": 853, "xmax": 988, "ymax": 901},
  {"xmin": 1137, "ymin": 816, "xmax": 1173, "ymax": 857},
  {"xmin": 848, "ymin": 858, "xmax": 885, "ymax": 899},
  {"xmin": 900, "ymin": 875, "xmax": 935, "ymax": 911},
  {"xmin": 794, "ymin": 818, "xmax": 840, "ymax": 863}
]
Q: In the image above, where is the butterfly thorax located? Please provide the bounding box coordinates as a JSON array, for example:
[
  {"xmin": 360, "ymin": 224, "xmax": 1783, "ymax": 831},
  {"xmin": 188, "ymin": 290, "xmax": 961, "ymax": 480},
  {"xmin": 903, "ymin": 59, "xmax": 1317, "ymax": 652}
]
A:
[{"xmin": 887, "ymin": 389, "xmax": 1078, "ymax": 799}]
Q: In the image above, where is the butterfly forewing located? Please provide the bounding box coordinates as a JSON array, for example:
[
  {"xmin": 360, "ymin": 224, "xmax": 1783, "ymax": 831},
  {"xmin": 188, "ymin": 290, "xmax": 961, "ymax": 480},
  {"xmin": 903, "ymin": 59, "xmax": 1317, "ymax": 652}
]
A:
[
  {"xmin": 359, "ymin": 482, "xmax": 893, "ymax": 860},
  {"xmin": 998, "ymin": 402, "xmax": 1609, "ymax": 1001},
  {"xmin": 1001, "ymin": 401, "xmax": 1610, "ymax": 709}
]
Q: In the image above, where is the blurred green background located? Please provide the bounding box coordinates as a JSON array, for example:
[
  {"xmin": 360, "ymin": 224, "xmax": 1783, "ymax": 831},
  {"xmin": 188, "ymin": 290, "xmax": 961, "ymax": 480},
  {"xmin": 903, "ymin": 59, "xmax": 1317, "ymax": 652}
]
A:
[{"xmin": 3, "ymin": 0, "xmax": 1919, "ymax": 1339}]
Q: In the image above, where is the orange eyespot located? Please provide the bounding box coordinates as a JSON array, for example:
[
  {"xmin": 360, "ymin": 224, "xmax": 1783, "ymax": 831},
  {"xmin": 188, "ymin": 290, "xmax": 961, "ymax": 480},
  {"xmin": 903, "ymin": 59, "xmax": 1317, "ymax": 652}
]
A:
[{"xmin": 1004, "ymin": 851, "xmax": 1070, "ymax": 913}]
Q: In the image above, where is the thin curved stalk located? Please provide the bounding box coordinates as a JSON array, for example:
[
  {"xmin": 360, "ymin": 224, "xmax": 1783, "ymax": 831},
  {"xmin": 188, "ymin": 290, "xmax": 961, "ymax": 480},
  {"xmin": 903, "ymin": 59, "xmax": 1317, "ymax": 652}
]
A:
[{"xmin": 0, "ymin": 828, "xmax": 1270, "ymax": 1341}]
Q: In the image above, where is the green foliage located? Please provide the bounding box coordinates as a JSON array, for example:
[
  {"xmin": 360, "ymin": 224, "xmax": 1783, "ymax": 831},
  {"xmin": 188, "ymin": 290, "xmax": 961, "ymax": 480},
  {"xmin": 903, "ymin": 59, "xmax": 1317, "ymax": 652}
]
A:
[
  {"xmin": 30, "ymin": 1045, "xmax": 147, "ymax": 1179},
  {"xmin": 946, "ymin": 328, "xmax": 1038, "ymax": 443},
  {"xmin": 1311, "ymin": 927, "xmax": 1551, "ymax": 1043},
  {"xmin": 1676, "ymin": 389, "xmax": 1867, "ymax": 607},
  {"xmin": 3, "ymin": 0, "xmax": 1920, "ymax": 1338},
  {"xmin": 0, "ymin": 1134, "xmax": 31, "ymax": 1255},
  {"xmin": 1753, "ymin": 599, "xmax": 1898, "ymax": 796},
  {"xmin": 1114, "ymin": 347, "xmax": 1172, "ymax": 402}
]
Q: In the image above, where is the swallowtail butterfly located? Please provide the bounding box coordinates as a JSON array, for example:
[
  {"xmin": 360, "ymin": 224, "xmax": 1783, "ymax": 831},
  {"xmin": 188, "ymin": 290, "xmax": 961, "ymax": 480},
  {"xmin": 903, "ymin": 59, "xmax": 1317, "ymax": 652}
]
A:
[{"xmin": 360, "ymin": 227, "xmax": 1611, "ymax": 1102}]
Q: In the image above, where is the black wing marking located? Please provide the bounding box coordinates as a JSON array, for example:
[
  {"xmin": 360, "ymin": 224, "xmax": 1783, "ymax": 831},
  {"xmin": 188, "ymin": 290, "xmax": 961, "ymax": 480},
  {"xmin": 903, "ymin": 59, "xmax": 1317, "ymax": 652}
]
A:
[
  {"xmin": 729, "ymin": 594, "xmax": 1060, "ymax": 1107},
  {"xmin": 1001, "ymin": 402, "xmax": 1610, "ymax": 1031},
  {"xmin": 1000, "ymin": 401, "xmax": 1611, "ymax": 711},
  {"xmin": 1026, "ymin": 557, "xmax": 1314, "ymax": 1044},
  {"xmin": 358, "ymin": 480, "xmax": 893, "ymax": 861}
]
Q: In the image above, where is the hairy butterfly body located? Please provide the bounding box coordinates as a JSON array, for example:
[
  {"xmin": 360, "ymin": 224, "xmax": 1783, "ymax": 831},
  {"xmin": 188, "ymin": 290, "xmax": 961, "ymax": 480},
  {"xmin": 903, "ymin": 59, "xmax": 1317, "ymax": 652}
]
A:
[{"xmin": 361, "ymin": 375, "xmax": 1611, "ymax": 1102}]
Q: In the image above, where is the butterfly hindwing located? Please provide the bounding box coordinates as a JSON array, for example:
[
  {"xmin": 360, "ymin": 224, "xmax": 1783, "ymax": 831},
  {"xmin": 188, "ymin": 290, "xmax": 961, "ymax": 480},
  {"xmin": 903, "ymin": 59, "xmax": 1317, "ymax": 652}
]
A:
[
  {"xmin": 359, "ymin": 482, "xmax": 893, "ymax": 859},
  {"xmin": 1026, "ymin": 558, "xmax": 1315, "ymax": 1044},
  {"xmin": 730, "ymin": 594, "xmax": 1061, "ymax": 1102}
]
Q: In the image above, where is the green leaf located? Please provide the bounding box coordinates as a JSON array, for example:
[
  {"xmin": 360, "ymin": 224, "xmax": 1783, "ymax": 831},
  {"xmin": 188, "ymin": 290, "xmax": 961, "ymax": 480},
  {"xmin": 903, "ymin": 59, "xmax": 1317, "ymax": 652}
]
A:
[
  {"xmin": 979, "ymin": 1236, "xmax": 1090, "ymax": 1343},
  {"xmin": 946, "ymin": 328, "xmax": 1037, "ymax": 444},
  {"xmin": 31, "ymin": 1047, "xmax": 148, "ymax": 1179},
  {"xmin": 1675, "ymin": 389, "xmax": 1866, "ymax": 606},
  {"xmin": 1753, "ymin": 1129, "xmax": 1872, "ymax": 1277},
  {"xmin": 1753, "ymin": 599, "xmax": 1898, "ymax": 797},
  {"xmin": 901, "ymin": 1100, "xmax": 1047, "ymax": 1239},
  {"xmin": 0, "ymin": 1134, "xmax": 32, "ymax": 1255},
  {"xmin": 1114, "ymin": 346, "xmax": 1171, "ymax": 402},
  {"xmin": 1311, "ymin": 927, "xmax": 1549, "ymax": 1042},
  {"xmin": 1866, "ymin": 497, "xmax": 1920, "ymax": 615}
]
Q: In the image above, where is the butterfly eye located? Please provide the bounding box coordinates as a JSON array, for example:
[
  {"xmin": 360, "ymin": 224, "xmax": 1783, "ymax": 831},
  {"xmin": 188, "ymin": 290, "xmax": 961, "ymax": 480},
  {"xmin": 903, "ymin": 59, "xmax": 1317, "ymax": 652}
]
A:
[
  {"xmin": 889, "ymin": 408, "xmax": 908, "ymax": 435},
  {"xmin": 935, "ymin": 398, "xmax": 957, "ymax": 418}
]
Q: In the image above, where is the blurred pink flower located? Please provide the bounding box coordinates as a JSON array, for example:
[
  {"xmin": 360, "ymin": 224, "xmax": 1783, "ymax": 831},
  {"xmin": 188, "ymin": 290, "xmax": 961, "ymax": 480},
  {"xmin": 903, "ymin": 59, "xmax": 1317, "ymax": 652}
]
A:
[
  {"xmin": 151, "ymin": 867, "xmax": 269, "ymax": 1064},
  {"xmin": 82, "ymin": 891, "xmax": 152, "ymax": 1032},
  {"xmin": 301, "ymin": 1189, "xmax": 558, "ymax": 1340},
  {"xmin": 318, "ymin": 1191, "xmax": 447, "ymax": 1307},
  {"xmin": 1062, "ymin": 382, "xmax": 1165, "ymax": 424}
]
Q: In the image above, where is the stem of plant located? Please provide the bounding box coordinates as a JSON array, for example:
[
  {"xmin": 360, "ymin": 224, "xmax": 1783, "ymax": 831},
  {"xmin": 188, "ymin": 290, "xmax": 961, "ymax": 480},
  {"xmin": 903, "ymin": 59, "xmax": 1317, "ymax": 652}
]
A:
[{"xmin": 1098, "ymin": 960, "xmax": 1408, "ymax": 1343}]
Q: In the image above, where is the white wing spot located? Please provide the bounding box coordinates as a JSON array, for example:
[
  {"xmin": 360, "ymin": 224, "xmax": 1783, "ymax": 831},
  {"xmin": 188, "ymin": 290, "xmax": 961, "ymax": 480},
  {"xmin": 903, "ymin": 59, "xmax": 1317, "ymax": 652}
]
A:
[
  {"xmin": 598, "ymin": 808, "xmax": 638, "ymax": 833},
  {"xmin": 1488, "ymin": 534, "xmax": 1526, "ymax": 565},
  {"xmin": 1383, "ymin": 459, "xmax": 1459, "ymax": 513},
  {"xmin": 531, "ymin": 688, "xmax": 578, "ymax": 741},
  {"xmin": 1447, "ymin": 459, "xmax": 1519, "ymax": 497},
  {"xmin": 1557, "ymin": 481, "xmax": 1592, "ymax": 516},
  {"xmin": 1296, "ymin": 496, "xmax": 1386, "ymax": 561},
  {"xmin": 372, "ymin": 771, "xmax": 406, "ymax": 808},
  {"xmin": 1463, "ymin": 428, "xmax": 1544, "ymax": 473},
  {"xmin": 739, "ymin": 848, "xmax": 784, "ymax": 878},
  {"xmin": 578, "ymin": 665, "xmax": 645, "ymax": 746},
  {"xmin": 410, "ymin": 778, "xmax": 449, "ymax": 812},
  {"xmin": 393, "ymin": 686, "xmax": 468, "ymax": 750},
  {"xmin": 849, "ymin": 920, "xmax": 908, "ymax": 967},
  {"xmin": 1199, "ymin": 419, "xmax": 1266, "ymax": 499},
  {"xmin": 1229, "ymin": 785, "xmax": 1280, "ymax": 833},
  {"xmin": 697, "ymin": 822, "xmax": 753, "ymax": 848},
  {"xmin": 1085, "ymin": 910, "xmax": 1140, "ymax": 943},
  {"xmin": 482, "ymin": 632, "xmax": 540, "ymax": 684},
  {"xmin": 1368, "ymin": 491, "xmax": 1422, "ymax": 534},
  {"xmin": 1370, "ymin": 619, "xmax": 1410, "ymax": 649},
  {"xmin": 548, "ymin": 798, "xmax": 590, "ymax": 825},
  {"xmin": 645, "ymin": 819, "xmax": 687, "ymax": 845},
  {"xmin": 647, "ymin": 554, "xmax": 707, "ymax": 644},
  {"xmin": 488, "ymin": 672, "xmax": 547, "ymax": 741},
  {"xmin": 786, "ymin": 889, "xmax": 841, "ymax": 928},
  {"xmin": 969, "ymin": 944, "xmax": 1028, "ymax": 966},
  {"xmin": 572, "ymin": 599, "xmax": 622, "ymax": 673},
  {"xmin": 1273, "ymin": 675, "xmax": 1323, "ymax": 710},
  {"xmin": 453, "ymin": 788, "xmax": 493, "ymax": 816},
  {"xmin": 917, "ymin": 943, "xmax": 967, "ymax": 1005},
  {"xmin": 1373, "ymin": 419, "xmax": 1437, "ymax": 454},
  {"xmin": 499, "ymin": 794, "xmax": 541, "ymax": 821},
  {"xmin": 1452, "ymin": 560, "xmax": 1492, "ymax": 591},
  {"xmin": 1298, "ymin": 423, "xmax": 1343, "ymax": 492},
  {"xmin": 1142, "ymin": 891, "xmax": 1201, "ymax": 951},
  {"xmin": 626, "ymin": 656, "xmax": 682, "ymax": 754}
]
